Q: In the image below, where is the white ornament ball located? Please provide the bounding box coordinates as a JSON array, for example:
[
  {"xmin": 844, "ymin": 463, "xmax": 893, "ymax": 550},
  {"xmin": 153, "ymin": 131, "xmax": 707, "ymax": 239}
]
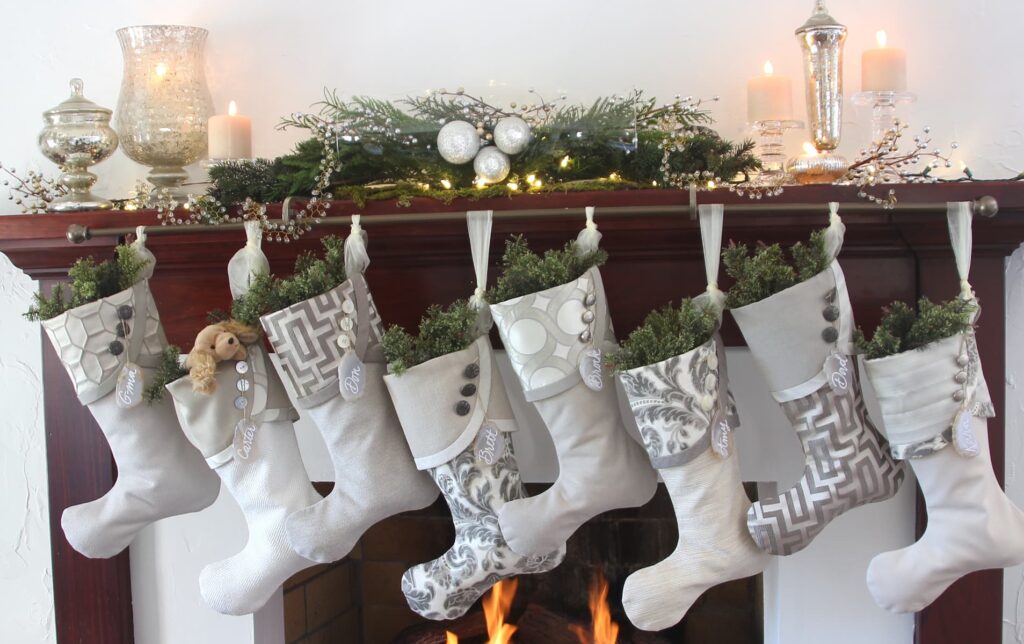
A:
[
  {"xmin": 436, "ymin": 120, "xmax": 481, "ymax": 165},
  {"xmin": 473, "ymin": 147, "xmax": 511, "ymax": 184},
  {"xmin": 493, "ymin": 116, "xmax": 532, "ymax": 155}
]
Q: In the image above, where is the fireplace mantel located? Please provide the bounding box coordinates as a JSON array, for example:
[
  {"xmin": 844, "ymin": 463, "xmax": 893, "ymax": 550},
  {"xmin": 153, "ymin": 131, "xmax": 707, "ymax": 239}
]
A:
[{"xmin": 3, "ymin": 182, "xmax": 1022, "ymax": 644}]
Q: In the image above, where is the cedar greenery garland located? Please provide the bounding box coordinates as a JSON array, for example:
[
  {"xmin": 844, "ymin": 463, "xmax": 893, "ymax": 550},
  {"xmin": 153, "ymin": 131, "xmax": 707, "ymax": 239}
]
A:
[
  {"xmin": 606, "ymin": 299, "xmax": 719, "ymax": 372},
  {"xmin": 25, "ymin": 245, "xmax": 150, "ymax": 321},
  {"xmin": 855, "ymin": 297, "xmax": 977, "ymax": 360},
  {"xmin": 382, "ymin": 300, "xmax": 479, "ymax": 374},
  {"xmin": 722, "ymin": 229, "xmax": 830, "ymax": 309},
  {"xmin": 230, "ymin": 235, "xmax": 347, "ymax": 326},
  {"xmin": 200, "ymin": 89, "xmax": 759, "ymax": 216},
  {"xmin": 143, "ymin": 345, "xmax": 188, "ymax": 403},
  {"xmin": 485, "ymin": 235, "xmax": 608, "ymax": 304}
]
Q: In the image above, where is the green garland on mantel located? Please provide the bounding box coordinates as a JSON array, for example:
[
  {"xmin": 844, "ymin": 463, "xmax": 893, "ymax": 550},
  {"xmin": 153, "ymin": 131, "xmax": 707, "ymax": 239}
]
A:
[{"xmin": 204, "ymin": 89, "xmax": 759, "ymax": 213}]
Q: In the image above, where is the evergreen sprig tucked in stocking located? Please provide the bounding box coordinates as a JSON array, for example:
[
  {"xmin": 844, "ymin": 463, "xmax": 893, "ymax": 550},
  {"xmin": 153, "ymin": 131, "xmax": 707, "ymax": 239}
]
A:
[
  {"xmin": 40, "ymin": 232, "xmax": 219, "ymax": 558},
  {"xmin": 728, "ymin": 204, "xmax": 905, "ymax": 556},
  {"xmin": 384, "ymin": 211, "xmax": 564, "ymax": 620},
  {"xmin": 861, "ymin": 202, "xmax": 1024, "ymax": 613},
  {"xmin": 488, "ymin": 208, "xmax": 658, "ymax": 556},
  {"xmin": 613, "ymin": 205, "xmax": 767, "ymax": 631}
]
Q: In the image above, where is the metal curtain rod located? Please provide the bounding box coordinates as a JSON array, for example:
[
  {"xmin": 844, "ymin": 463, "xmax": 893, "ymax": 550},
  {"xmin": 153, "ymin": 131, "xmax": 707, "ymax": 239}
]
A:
[{"xmin": 65, "ymin": 195, "xmax": 1000, "ymax": 244}]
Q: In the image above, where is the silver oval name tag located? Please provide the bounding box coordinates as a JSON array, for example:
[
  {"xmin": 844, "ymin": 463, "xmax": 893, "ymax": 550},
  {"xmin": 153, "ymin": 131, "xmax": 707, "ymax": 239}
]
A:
[
  {"xmin": 338, "ymin": 350, "xmax": 366, "ymax": 401},
  {"xmin": 710, "ymin": 411, "xmax": 731, "ymax": 459},
  {"xmin": 474, "ymin": 422, "xmax": 506, "ymax": 466},
  {"xmin": 825, "ymin": 351, "xmax": 851, "ymax": 394},
  {"xmin": 116, "ymin": 362, "xmax": 144, "ymax": 409},
  {"xmin": 234, "ymin": 418, "xmax": 259, "ymax": 460},
  {"xmin": 579, "ymin": 345, "xmax": 604, "ymax": 392},
  {"xmin": 952, "ymin": 409, "xmax": 979, "ymax": 458}
]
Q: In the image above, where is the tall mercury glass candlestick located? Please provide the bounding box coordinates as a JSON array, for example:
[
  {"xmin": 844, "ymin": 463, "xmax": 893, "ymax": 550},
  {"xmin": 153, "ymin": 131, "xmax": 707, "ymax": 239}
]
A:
[{"xmin": 791, "ymin": 1, "xmax": 848, "ymax": 183}]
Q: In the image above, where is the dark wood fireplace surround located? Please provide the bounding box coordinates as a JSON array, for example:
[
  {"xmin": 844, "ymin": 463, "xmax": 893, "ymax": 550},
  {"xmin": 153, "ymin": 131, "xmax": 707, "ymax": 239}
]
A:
[{"xmin": 1, "ymin": 182, "xmax": 1021, "ymax": 644}]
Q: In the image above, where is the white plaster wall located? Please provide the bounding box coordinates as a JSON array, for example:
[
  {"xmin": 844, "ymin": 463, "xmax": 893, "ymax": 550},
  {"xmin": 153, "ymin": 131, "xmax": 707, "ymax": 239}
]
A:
[{"xmin": 0, "ymin": 1, "xmax": 1022, "ymax": 643}]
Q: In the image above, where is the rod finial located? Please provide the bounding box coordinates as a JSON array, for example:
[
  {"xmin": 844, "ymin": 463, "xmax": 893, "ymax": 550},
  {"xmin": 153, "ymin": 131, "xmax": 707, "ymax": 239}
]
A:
[
  {"xmin": 973, "ymin": 195, "xmax": 998, "ymax": 218},
  {"xmin": 66, "ymin": 224, "xmax": 90, "ymax": 244}
]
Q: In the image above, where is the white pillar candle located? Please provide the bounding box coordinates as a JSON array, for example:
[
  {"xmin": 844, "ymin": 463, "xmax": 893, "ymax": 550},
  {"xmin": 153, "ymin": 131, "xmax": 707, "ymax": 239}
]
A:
[
  {"xmin": 747, "ymin": 61, "xmax": 794, "ymax": 122},
  {"xmin": 208, "ymin": 101, "xmax": 252, "ymax": 160},
  {"xmin": 862, "ymin": 31, "xmax": 907, "ymax": 92}
]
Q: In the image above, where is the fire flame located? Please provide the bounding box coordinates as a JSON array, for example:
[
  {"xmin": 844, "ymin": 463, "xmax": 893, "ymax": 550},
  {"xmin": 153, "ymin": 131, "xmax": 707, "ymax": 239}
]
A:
[
  {"xmin": 228, "ymin": 100, "xmax": 238, "ymax": 117},
  {"xmin": 484, "ymin": 578, "xmax": 518, "ymax": 644},
  {"xmin": 802, "ymin": 141, "xmax": 819, "ymax": 157},
  {"xmin": 445, "ymin": 632, "xmax": 458, "ymax": 644},
  {"xmin": 763, "ymin": 60, "xmax": 774, "ymax": 75},
  {"xmin": 876, "ymin": 30, "xmax": 888, "ymax": 48},
  {"xmin": 570, "ymin": 571, "xmax": 620, "ymax": 644}
]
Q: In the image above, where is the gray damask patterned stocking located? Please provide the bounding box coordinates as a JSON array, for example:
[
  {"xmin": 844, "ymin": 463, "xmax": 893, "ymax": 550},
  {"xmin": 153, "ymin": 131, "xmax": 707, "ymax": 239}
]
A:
[{"xmin": 385, "ymin": 337, "xmax": 565, "ymax": 620}]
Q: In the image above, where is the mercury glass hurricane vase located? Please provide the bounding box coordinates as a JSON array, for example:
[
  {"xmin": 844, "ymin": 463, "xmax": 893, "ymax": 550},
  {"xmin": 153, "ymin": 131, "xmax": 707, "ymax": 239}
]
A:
[{"xmin": 115, "ymin": 25, "xmax": 213, "ymax": 197}]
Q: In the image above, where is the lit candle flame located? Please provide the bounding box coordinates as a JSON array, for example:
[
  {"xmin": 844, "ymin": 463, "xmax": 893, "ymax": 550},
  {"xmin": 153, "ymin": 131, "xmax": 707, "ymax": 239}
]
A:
[
  {"xmin": 802, "ymin": 142, "xmax": 819, "ymax": 156},
  {"xmin": 876, "ymin": 30, "xmax": 888, "ymax": 48},
  {"xmin": 228, "ymin": 100, "xmax": 238, "ymax": 117},
  {"xmin": 763, "ymin": 60, "xmax": 774, "ymax": 75},
  {"xmin": 154, "ymin": 62, "xmax": 168, "ymax": 78}
]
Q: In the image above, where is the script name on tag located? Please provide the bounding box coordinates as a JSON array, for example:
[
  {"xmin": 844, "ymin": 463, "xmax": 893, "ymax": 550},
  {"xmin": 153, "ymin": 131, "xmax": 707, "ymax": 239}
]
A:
[
  {"xmin": 338, "ymin": 351, "xmax": 366, "ymax": 401},
  {"xmin": 710, "ymin": 411, "xmax": 731, "ymax": 458},
  {"xmin": 116, "ymin": 362, "xmax": 144, "ymax": 409},
  {"xmin": 825, "ymin": 351, "xmax": 851, "ymax": 393},
  {"xmin": 474, "ymin": 422, "xmax": 506, "ymax": 466},
  {"xmin": 579, "ymin": 346, "xmax": 604, "ymax": 392},
  {"xmin": 952, "ymin": 409, "xmax": 979, "ymax": 458},
  {"xmin": 234, "ymin": 418, "xmax": 259, "ymax": 460}
]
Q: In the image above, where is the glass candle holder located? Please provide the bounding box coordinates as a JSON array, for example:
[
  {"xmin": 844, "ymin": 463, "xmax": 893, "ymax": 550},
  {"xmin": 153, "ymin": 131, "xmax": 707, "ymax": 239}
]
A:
[
  {"xmin": 751, "ymin": 119, "xmax": 803, "ymax": 180},
  {"xmin": 853, "ymin": 91, "xmax": 916, "ymax": 144},
  {"xmin": 115, "ymin": 25, "xmax": 214, "ymax": 197}
]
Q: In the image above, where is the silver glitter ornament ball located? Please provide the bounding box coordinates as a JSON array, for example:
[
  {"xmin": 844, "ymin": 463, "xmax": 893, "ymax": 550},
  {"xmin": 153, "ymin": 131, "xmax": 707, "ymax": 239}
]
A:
[
  {"xmin": 493, "ymin": 116, "xmax": 532, "ymax": 155},
  {"xmin": 436, "ymin": 120, "xmax": 481, "ymax": 165},
  {"xmin": 473, "ymin": 147, "xmax": 511, "ymax": 184}
]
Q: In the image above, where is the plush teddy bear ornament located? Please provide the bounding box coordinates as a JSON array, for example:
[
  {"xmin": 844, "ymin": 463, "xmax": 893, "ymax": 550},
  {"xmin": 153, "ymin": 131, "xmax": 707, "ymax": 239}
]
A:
[{"xmin": 185, "ymin": 320, "xmax": 261, "ymax": 394}]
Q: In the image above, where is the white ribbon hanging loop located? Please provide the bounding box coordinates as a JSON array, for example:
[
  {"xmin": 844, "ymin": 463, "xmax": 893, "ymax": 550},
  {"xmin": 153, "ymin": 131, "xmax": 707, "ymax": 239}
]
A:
[
  {"xmin": 467, "ymin": 210, "xmax": 494, "ymax": 332},
  {"xmin": 695, "ymin": 204, "xmax": 726, "ymax": 317},
  {"xmin": 130, "ymin": 225, "xmax": 156, "ymax": 281},
  {"xmin": 946, "ymin": 201, "xmax": 975, "ymax": 301},
  {"xmin": 228, "ymin": 220, "xmax": 270, "ymax": 299},
  {"xmin": 823, "ymin": 201, "xmax": 846, "ymax": 262},
  {"xmin": 575, "ymin": 206, "xmax": 602, "ymax": 256},
  {"xmin": 344, "ymin": 214, "xmax": 370, "ymax": 277}
]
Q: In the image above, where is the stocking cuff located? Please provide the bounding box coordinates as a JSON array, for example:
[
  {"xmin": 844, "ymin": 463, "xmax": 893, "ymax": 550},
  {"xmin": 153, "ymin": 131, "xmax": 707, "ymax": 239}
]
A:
[
  {"xmin": 384, "ymin": 337, "xmax": 517, "ymax": 470},
  {"xmin": 731, "ymin": 261, "xmax": 855, "ymax": 397},
  {"xmin": 490, "ymin": 266, "xmax": 616, "ymax": 402},
  {"xmin": 618, "ymin": 335, "xmax": 738, "ymax": 468},
  {"xmin": 865, "ymin": 331, "xmax": 994, "ymax": 459},
  {"xmin": 42, "ymin": 280, "xmax": 167, "ymax": 405},
  {"xmin": 261, "ymin": 273, "xmax": 384, "ymax": 408},
  {"xmin": 167, "ymin": 344, "xmax": 296, "ymax": 461}
]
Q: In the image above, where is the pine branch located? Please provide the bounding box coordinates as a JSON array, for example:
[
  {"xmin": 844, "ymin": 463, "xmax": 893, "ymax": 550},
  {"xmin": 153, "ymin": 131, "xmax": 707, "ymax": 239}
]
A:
[
  {"xmin": 486, "ymin": 235, "xmax": 608, "ymax": 304},
  {"xmin": 856, "ymin": 297, "xmax": 977, "ymax": 359},
  {"xmin": 382, "ymin": 300, "xmax": 479, "ymax": 374},
  {"xmin": 607, "ymin": 299, "xmax": 718, "ymax": 371}
]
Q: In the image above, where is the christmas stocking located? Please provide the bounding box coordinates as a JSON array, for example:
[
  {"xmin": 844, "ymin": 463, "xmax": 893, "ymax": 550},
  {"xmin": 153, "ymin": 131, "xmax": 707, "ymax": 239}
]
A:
[
  {"xmin": 385, "ymin": 336, "xmax": 564, "ymax": 620},
  {"xmin": 618, "ymin": 206, "xmax": 766, "ymax": 631},
  {"xmin": 489, "ymin": 209, "xmax": 658, "ymax": 556},
  {"xmin": 730, "ymin": 204, "xmax": 905, "ymax": 555},
  {"xmin": 41, "ymin": 234, "xmax": 219, "ymax": 559},
  {"xmin": 863, "ymin": 202, "xmax": 1024, "ymax": 613},
  {"xmin": 168, "ymin": 341, "xmax": 322, "ymax": 615},
  {"xmin": 262, "ymin": 217, "xmax": 436, "ymax": 564}
]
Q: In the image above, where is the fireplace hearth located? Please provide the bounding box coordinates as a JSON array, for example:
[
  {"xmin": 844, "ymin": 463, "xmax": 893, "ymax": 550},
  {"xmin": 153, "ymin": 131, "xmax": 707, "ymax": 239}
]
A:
[{"xmin": 283, "ymin": 483, "xmax": 762, "ymax": 643}]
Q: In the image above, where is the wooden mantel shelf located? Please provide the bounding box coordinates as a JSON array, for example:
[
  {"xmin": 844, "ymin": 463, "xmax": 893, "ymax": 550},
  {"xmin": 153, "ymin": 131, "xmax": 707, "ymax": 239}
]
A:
[{"xmin": 2, "ymin": 181, "xmax": 1022, "ymax": 644}]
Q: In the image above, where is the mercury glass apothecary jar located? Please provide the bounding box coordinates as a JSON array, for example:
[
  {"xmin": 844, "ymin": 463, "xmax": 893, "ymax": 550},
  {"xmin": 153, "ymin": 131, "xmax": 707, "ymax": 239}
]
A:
[{"xmin": 115, "ymin": 25, "xmax": 213, "ymax": 197}]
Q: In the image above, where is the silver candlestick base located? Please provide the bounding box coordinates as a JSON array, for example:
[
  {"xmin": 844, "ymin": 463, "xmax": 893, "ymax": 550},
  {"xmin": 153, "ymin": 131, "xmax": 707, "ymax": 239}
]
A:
[{"xmin": 853, "ymin": 91, "xmax": 917, "ymax": 143}]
